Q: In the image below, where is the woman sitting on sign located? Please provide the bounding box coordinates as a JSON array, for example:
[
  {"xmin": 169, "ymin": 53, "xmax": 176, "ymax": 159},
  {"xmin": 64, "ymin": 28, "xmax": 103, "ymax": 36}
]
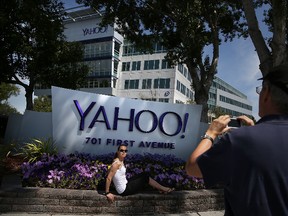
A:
[{"xmin": 104, "ymin": 144, "xmax": 175, "ymax": 202}]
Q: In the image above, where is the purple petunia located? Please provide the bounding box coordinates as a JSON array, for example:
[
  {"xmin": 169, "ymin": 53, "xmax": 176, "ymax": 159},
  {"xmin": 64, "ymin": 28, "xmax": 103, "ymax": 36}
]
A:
[{"xmin": 21, "ymin": 152, "xmax": 205, "ymax": 190}]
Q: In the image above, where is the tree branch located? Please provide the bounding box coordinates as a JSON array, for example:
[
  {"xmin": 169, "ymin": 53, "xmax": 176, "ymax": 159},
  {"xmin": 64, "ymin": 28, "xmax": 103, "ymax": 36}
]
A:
[
  {"xmin": 270, "ymin": 0, "xmax": 287, "ymax": 66},
  {"xmin": 241, "ymin": 0, "xmax": 272, "ymax": 74}
]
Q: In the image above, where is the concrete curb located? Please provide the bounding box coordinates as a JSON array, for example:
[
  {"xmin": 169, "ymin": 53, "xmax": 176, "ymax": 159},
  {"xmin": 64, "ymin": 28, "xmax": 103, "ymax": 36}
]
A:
[{"xmin": 0, "ymin": 175, "xmax": 224, "ymax": 215}]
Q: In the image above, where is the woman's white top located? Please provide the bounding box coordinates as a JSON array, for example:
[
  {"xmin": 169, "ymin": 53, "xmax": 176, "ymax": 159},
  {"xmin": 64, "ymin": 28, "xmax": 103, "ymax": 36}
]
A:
[{"xmin": 112, "ymin": 162, "xmax": 128, "ymax": 194}]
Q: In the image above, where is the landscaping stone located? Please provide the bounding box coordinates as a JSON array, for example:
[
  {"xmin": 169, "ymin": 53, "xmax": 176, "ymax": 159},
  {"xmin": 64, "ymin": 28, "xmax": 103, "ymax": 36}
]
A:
[{"xmin": 0, "ymin": 186, "xmax": 224, "ymax": 215}]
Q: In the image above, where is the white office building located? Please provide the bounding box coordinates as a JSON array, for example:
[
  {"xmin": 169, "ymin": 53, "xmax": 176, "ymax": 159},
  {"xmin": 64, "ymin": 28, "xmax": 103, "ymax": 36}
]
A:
[{"xmin": 35, "ymin": 6, "xmax": 252, "ymax": 118}]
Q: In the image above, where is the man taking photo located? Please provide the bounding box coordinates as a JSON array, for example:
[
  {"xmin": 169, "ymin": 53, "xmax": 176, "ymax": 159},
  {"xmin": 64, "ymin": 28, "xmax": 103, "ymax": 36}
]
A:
[{"xmin": 186, "ymin": 64, "xmax": 288, "ymax": 216}]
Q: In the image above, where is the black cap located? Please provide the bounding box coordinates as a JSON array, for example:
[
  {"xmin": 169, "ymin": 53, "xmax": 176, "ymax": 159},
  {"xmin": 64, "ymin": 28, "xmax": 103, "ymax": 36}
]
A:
[{"xmin": 258, "ymin": 64, "xmax": 288, "ymax": 94}]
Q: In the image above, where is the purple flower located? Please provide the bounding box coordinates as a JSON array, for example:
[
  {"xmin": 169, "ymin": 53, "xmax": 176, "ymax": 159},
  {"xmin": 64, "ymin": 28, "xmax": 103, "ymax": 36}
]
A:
[{"xmin": 21, "ymin": 152, "xmax": 205, "ymax": 190}]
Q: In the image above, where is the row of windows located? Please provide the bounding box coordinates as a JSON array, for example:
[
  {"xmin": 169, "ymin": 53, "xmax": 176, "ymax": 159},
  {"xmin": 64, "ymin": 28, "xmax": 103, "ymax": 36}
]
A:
[
  {"xmin": 124, "ymin": 78, "xmax": 170, "ymax": 89},
  {"xmin": 219, "ymin": 95, "xmax": 252, "ymax": 111},
  {"xmin": 122, "ymin": 59, "xmax": 172, "ymax": 72},
  {"xmin": 212, "ymin": 78, "xmax": 246, "ymax": 99},
  {"xmin": 141, "ymin": 98, "xmax": 169, "ymax": 103},
  {"xmin": 122, "ymin": 41, "xmax": 167, "ymax": 56},
  {"xmin": 83, "ymin": 41, "xmax": 112, "ymax": 59},
  {"xmin": 86, "ymin": 60, "xmax": 112, "ymax": 77},
  {"xmin": 178, "ymin": 64, "xmax": 192, "ymax": 81},
  {"xmin": 213, "ymin": 106, "xmax": 251, "ymax": 119},
  {"xmin": 85, "ymin": 60, "xmax": 118, "ymax": 77},
  {"xmin": 209, "ymin": 92, "xmax": 217, "ymax": 100},
  {"xmin": 176, "ymin": 80, "xmax": 194, "ymax": 99},
  {"xmin": 175, "ymin": 100, "xmax": 184, "ymax": 104},
  {"xmin": 81, "ymin": 79, "xmax": 111, "ymax": 88}
]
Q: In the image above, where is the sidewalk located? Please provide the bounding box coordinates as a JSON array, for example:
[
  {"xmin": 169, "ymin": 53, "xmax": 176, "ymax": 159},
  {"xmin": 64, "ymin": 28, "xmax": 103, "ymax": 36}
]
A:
[{"xmin": 0, "ymin": 212, "xmax": 224, "ymax": 216}]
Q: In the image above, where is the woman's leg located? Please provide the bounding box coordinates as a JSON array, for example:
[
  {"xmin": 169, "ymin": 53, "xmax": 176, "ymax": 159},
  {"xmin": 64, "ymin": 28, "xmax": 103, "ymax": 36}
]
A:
[
  {"xmin": 121, "ymin": 173, "xmax": 174, "ymax": 196},
  {"xmin": 121, "ymin": 173, "xmax": 149, "ymax": 196},
  {"xmin": 148, "ymin": 177, "xmax": 174, "ymax": 193}
]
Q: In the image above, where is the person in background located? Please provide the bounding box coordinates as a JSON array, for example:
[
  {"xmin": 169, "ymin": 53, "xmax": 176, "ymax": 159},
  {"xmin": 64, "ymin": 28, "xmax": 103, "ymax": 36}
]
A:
[
  {"xmin": 185, "ymin": 64, "xmax": 288, "ymax": 216},
  {"xmin": 105, "ymin": 144, "xmax": 175, "ymax": 202}
]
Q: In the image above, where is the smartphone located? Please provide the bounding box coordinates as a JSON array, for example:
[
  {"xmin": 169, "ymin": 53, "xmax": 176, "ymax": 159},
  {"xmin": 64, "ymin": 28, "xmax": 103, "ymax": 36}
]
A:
[{"xmin": 228, "ymin": 118, "xmax": 241, "ymax": 128}]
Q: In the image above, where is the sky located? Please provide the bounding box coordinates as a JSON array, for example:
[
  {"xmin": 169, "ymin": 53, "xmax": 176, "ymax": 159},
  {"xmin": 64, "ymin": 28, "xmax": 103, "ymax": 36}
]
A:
[{"xmin": 8, "ymin": 1, "xmax": 268, "ymax": 121}]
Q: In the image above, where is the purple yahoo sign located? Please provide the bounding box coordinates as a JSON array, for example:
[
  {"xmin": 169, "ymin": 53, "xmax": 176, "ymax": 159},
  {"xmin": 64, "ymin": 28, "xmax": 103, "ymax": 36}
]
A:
[{"xmin": 73, "ymin": 100, "xmax": 189, "ymax": 137}]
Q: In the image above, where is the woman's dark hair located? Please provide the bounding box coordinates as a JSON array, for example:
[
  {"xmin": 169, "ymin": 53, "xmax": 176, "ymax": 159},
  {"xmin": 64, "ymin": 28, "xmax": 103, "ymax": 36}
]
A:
[{"xmin": 113, "ymin": 144, "xmax": 128, "ymax": 159}]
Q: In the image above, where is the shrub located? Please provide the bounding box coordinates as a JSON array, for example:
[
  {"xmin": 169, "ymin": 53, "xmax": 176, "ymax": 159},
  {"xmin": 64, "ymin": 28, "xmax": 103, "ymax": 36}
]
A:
[
  {"xmin": 0, "ymin": 142, "xmax": 21, "ymax": 158},
  {"xmin": 19, "ymin": 138, "xmax": 57, "ymax": 162}
]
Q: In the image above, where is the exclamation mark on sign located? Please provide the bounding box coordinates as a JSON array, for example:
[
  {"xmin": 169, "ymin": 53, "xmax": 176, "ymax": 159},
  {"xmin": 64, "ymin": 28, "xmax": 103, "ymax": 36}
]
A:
[{"xmin": 181, "ymin": 113, "xmax": 189, "ymax": 138}]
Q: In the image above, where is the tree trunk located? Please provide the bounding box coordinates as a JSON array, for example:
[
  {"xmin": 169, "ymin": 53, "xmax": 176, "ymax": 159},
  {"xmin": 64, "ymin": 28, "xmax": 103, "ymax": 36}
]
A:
[
  {"xmin": 241, "ymin": 0, "xmax": 272, "ymax": 74},
  {"xmin": 242, "ymin": 0, "xmax": 288, "ymax": 72},
  {"xmin": 25, "ymin": 85, "xmax": 34, "ymax": 111},
  {"xmin": 270, "ymin": 0, "xmax": 287, "ymax": 66},
  {"xmin": 194, "ymin": 87, "xmax": 209, "ymax": 123},
  {"xmin": 186, "ymin": 62, "xmax": 213, "ymax": 123}
]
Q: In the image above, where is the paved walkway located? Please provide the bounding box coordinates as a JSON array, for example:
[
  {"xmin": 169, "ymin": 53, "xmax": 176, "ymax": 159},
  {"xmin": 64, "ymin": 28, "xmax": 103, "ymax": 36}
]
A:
[{"xmin": 0, "ymin": 212, "xmax": 224, "ymax": 216}]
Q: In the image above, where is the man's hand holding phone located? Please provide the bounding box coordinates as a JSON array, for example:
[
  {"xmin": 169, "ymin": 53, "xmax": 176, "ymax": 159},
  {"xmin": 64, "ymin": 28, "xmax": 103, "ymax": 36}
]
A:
[
  {"xmin": 228, "ymin": 115, "xmax": 255, "ymax": 128},
  {"xmin": 228, "ymin": 118, "xmax": 242, "ymax": 128}
]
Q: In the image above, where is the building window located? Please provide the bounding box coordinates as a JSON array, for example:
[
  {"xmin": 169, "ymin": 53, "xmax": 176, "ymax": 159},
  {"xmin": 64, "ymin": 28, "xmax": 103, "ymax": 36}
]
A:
[
  {"xmin": 142, "ymin": 79, "xmax": 152, "ymax": 89},
  {"xmin": 176, "ymin": 100, "xmax": 184, "ymax": 104},
  {"xmin": 176, "ymin": 80, "xmax": 181, "ymax": 91},
  {"xmin": 162, "ymin": 59, "xmax": 172, "ymax": 69},
  {"xmin": 154, "ymin": 78, "xmax": 170, "ymax": 89},
  {"xmin": 143, "ymin": 98, "xmax": 157, "ymax": 101},
  {"xmin": 184, "ymin": 67, "xmax": 188, "ymax": 77},
  {"xmin": 124, "ymin": 80, "xmax": 139, "ymax": 89},
  {"xmin": 84, "ymin": 41, "xmax": 112, "ymax": 59},
  {"xmin": 178, "ymin": 64, "xmax": 184, "ymax": 73},
  {"xmin": 219, "ymin": 95, "xmax": 252, "ymax": 111},
  {"xmin": 132, "ymin": 61, "xmax": 141, "ymax": 71},
  {"xmin": 122, "ymin": 42, "xmax": 141, "ymax": 56},
  {"xmin": 86, "ymin": 60, "xmax": 111, "ymax": 77},
  {"xmin": 84, "ymin": 79, "xmax": 111, "ymax": 88},
  {"xmin": 122, "ymin": 62, "xmax": 130, "ymax": 71},
  {"xmin": 181, "ymin": 83, "xmax": 186, "ymax": 95},
  {"xmin": 144, "ymin": 60, "xmax": 160, "ymax": 70},
  {"xmin": 159, "ymin": 98, "xmax": 169, "ymax": 103},
  {"xmin": 154, "ymin": 42, "xmax": 166, "ymax": 53}
]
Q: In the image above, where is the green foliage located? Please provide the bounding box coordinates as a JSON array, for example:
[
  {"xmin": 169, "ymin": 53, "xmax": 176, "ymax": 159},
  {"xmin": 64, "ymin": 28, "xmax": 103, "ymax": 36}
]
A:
[
  {"xmin": 0, "ymin": 103, "xmax": 19, "ymax": 116},
  {"xmin": 19, "ymin": 138, "xmax": 58, "ymax": 162},
  {"xmin": 40, "ymin": 41, "xmax": 89, "ymax": 90},
  {"xmin": 209, "ymin": 106, "xmax": 226, "ymax": 119},
  {"xmin": 34, "ymin": 96, "xmax": 52, "ymax": 112},
  {"xmin": 78, "ymin": 0, "xmax": 247, "ymax": 122},
  {"xmin": 0, "ymin": 83, "xmax": 20, "ymax": 115},
  {"xmin": 0, "ymin": 0, "xmax": 88, "ymax": 111},
  {"xmin": 0, "ymin": 83, "xmax": 20, "ymax": 102},
  {"xmin": 0, "ymin": 142, "xmax": 20, "ymax": 158}
]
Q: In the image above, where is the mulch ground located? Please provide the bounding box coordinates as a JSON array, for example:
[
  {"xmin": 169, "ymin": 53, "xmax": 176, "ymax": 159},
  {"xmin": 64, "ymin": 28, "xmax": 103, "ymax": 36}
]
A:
[{"xmin": 0, "ymin": 155, "xmax": 24, "ymax": 187}]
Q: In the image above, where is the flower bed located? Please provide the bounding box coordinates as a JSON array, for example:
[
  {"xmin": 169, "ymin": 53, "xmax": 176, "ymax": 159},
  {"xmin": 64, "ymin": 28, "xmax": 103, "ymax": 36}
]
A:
[{"xmin": 21, "ymin": 152, "xmax": 204, "ymax": 190}]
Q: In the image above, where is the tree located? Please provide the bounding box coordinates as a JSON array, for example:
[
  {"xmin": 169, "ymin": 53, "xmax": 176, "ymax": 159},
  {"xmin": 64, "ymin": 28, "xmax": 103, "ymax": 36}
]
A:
[
  {"xmin": 0, "ymin": 0, "xmax": 89, "ymax": 111},
  {"xmin": 78, "ymin": 0, "xmax": 246, "ymax": 122},
  {"xmin": 210, "ymin": 106, "xmax": 227, "ymax": 119},
  {"xmin": 40, "ymin": 41, "xmax": 89, "ymax": 90},
  {"xmin": 0, "ymin": 83, "xmax": 20, "ymax": 102},
  {"xmin": 34, "ymin": 96, "xmax": 52, "ymax": 112},
  {"xmin": 0, "ymin": 83, "xmax": 20, "ymax": 115},
  {"xmin": 241, "ymin": 0, "xmax": 287, "ymax": 75}
]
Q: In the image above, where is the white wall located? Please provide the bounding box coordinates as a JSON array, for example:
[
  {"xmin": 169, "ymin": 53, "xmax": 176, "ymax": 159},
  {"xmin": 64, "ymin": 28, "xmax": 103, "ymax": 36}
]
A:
[
  {"xmin": 4, "ymin": 110, "xmax": 209, "ymax": 160},
  {"xmin": 4, "ymin": 111, "xmax": 52, "ymax": 145}
]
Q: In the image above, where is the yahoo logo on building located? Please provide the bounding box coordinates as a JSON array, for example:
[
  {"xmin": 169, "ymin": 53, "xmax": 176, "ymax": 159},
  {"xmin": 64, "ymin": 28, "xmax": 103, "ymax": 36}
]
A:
[
  {"xmin": 82, "ymin": 25, "xmax": 108, "ymax": 36},
  {"xmin": 74, "ymin": 100, "xmax": 189, "ymax": 137}
]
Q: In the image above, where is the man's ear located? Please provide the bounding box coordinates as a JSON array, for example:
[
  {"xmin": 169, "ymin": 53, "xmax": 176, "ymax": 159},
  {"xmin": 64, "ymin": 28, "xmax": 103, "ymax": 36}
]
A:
[{"xmin": 262, "ymin": 86, "xmax": 271, "ymax": 102}]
